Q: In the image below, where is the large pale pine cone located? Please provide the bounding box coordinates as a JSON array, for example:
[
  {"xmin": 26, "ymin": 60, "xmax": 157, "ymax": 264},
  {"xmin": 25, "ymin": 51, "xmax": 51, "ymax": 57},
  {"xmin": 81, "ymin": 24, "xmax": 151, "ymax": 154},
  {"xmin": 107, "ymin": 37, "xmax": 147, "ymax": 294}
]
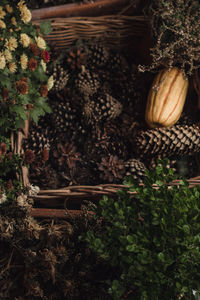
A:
[{"xmin": 134, "ymin": 124, "xmax": 200, "ymax": 158}]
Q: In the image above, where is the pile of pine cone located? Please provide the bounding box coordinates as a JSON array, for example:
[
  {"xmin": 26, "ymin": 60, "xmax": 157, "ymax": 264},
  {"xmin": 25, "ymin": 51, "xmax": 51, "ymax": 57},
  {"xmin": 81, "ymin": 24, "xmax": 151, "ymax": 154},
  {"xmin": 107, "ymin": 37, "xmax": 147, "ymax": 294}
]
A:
[{"xmin": 23, "ymin": 41, "xmax": 200, "ymax": 189}]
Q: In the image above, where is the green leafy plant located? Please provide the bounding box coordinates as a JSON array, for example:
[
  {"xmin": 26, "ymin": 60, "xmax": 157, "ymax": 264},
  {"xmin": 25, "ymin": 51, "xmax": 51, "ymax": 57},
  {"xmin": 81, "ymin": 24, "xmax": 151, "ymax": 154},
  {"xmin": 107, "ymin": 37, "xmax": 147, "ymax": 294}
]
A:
[
  {"xmin": 0, "ymin": 0, "xmax": 53, "ymax": 136},
  {"xmin": 84, "ymin": 159, "xmax": 200, "ymax": 300}
]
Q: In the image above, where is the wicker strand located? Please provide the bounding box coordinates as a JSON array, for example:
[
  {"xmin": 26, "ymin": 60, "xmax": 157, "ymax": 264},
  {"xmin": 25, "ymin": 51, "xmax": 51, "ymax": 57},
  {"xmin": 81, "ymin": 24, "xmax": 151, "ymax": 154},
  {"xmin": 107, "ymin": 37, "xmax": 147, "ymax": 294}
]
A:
[
  {"xmin": 29, "ymin": 177, "xmax": 200, "ymax": 203},
  {"xmin": 33, "ymin": 15, "xmax": 149, "ymax": 50}
]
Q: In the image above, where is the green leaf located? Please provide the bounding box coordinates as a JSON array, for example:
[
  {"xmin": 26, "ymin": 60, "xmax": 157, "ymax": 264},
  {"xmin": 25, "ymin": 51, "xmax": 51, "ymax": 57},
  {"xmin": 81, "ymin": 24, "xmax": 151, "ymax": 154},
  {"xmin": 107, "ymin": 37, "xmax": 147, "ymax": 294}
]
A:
[
  {"xmin": 29, "ymin": 109, "xmax": 40, "ymax": 123},
  {"xmin": 183, "ymin": 225, "xmax": 190, "ymax": 234},
  {"xmin": 109, "ymin": 280, "xmax": 125, "ymax": 300},
  {"xmin": 10, "ymin": 105, "xmax": 28, "ymax": 120},
  {"xmin": 39, "ymin": 20, "xmax": 52, "ymax": 35},
  {"xmin": 157, "ymin": 252, "xmax": 165, "ymax": 262},
  {"xmin": 126, "ymin": 244, "xmax": 136, "ymax": 252}
]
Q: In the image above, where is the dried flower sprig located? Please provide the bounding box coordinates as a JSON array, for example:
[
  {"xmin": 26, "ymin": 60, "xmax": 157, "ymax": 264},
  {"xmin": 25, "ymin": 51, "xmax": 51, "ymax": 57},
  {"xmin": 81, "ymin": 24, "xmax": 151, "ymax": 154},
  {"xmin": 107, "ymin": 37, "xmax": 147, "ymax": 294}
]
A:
[
  {"xmin": 139, "ymin": 0, "xmax": 200, "ymax": 75},
  {"xmin": 0, "ymin": 0, "xmax": 54, "ymax": 135}
]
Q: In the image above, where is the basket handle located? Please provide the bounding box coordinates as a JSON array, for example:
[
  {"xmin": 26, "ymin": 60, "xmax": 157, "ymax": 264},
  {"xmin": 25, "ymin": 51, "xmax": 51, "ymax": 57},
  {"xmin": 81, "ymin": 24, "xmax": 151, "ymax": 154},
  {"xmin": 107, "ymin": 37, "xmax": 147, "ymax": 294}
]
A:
[{"xmin": 31, "ymin": 0, "xmax": 138, "ymax": 20}]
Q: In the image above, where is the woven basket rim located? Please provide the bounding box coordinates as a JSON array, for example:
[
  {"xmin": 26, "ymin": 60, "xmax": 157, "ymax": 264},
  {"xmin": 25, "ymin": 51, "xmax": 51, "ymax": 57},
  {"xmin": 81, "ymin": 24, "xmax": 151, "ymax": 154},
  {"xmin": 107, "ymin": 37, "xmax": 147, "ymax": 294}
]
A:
[
  {"xmin": 32, "ymin": 14, "xmax": 149, "ymax": 49},
  {"xmin": 29, "ymin": 176, "xmax": 200, "ymax": 202}
]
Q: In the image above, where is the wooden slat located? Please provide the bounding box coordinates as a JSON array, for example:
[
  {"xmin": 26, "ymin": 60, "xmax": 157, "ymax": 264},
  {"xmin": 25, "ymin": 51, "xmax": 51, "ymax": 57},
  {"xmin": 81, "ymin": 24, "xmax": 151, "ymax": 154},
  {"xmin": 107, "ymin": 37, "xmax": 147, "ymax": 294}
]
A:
[
  {"xmin": 31, "ymin": 208, "xmax": 94, "ymax": 218},
  {"xmin": 31, "ymin": 0, "xmax": 139, "ymax": 20}
]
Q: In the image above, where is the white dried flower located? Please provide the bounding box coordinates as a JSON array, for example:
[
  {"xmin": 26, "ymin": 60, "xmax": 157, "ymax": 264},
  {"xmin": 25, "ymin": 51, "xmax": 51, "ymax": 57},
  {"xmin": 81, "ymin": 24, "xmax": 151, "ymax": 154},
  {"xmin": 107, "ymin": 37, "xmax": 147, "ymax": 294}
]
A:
[
  {"xmin": 20, "ymin": 7, "xmax": 32, "ymax": 24},
  {"xmin": 5, "ymin": 5, "xmax": 13, "ymax": 13},
  {"xmin": 0, "ymin": 7, "xmax": 6, "ymax": 19},
  {"xmin": 40, "ymin": 59, "xmax": 47, "ymax": 72},
  {"xmin": 35, "ymin": 36, "xmax": 46, "ymax": 50},
  {"xmin": 4, "ymin": 49, "xmax": 12, "ymax": 62},
  {"xmin": 0, "ymin": 193, "xmax": 7, "ymax": 204},
  {"xmin": 17, "ymin": 194, "xmax": 27, "ymax": 206},
  {"xmin": 28, "ymin": 185, "xmax": 40, "ymax": 196},
  {"xmin": 11, "ymin": 17, "xmax": 17, "ymax": 26},
  {"xmin": 20, "ymin": 33, "xmax": 30, "ymax": 47},
  {"xmin": 47, "ymin": 75, "xmax": 54, "ymax": 91},
  {"xmin": 20, "ymin": 53, "xmax": 28, "ymax": 69},
  {"xmin": 9, "ymin": 62, "xmax": 17, "ymax": 73},
  {"xmin": 0, "ymin": 20, "xmax": 6, "ymax": 29},
  {"xmin": 0, "ymin": 53, "xmax": 6, "ymax": 69},
  {"xmin": 5, "ymin": 37, "xmax": 18, "ymax": 51},
  {"xmin": 17, "ymin": 0, "xmax": 26, "ymax": 9}
]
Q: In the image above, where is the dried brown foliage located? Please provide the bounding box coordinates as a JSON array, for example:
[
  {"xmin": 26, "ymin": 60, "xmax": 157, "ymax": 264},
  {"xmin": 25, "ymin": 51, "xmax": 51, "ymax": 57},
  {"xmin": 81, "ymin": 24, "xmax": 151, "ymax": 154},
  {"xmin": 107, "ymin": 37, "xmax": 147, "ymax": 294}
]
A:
[
  {"xmin": 0, "ymin": 200, "xmax": 113, "ymax": 300},
  {"xmin": 139, "ymin": 0, "xmax": 200, "ymax": 75}
]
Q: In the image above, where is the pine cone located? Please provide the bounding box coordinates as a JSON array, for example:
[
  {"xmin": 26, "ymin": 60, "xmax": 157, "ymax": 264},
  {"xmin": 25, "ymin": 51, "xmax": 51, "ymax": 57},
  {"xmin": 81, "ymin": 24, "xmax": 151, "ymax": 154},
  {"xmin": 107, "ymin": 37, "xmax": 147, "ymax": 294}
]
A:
[
  {"xmin": 176, "ymin": 112, "xmax": 195, "ymax": 126},
  {"xmin": 124, "ymin": 158, "xmax": 147, "ymax": 182},
  {"xmin": 83, "ymin": 92, "xmax": 123, "ymax": 124},
  {"xmin": 87, "ymin": 43, "xmax": 110, "ymax": 69},
  {"xmin": 23, "ymin": 121, "xmax": 50, "ymax": 155},
  {"xmin": 51, "ymin": 63, "xmax": 69, "ymax": 92},
  {"xmin": 48, "ymin": 92, "xmax": 77, "ymax": 137},
  {"xmin": 75, "ymin": 69, "xmax": 101, "ymax": 96},
  {"xmin": 134, "ymin": 124, "xmax": 200, "ymax": 159},
  {"xmin": 84, "ymin": 125, "xmax": 129, "ymax": 162}
]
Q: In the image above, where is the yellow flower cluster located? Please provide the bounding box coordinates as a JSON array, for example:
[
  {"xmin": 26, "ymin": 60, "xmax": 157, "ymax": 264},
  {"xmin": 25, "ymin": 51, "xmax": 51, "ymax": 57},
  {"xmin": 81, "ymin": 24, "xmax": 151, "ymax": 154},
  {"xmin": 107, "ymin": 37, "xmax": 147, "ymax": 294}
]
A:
[
  {"xmin": 0, "ymin": 7, "xmax": 6, "ymax": 19},
  {"xmin": 20, "ymin": 33, "xmax": 30, "ymax": 47},
  {"xmin": 4, "ymin": 49, "xmax": 12, "ymax": 62},
  {"xmin": 9, "ymin": 62, "xmax": 17, "ymax": 73},
  {"xmin": 0, "ymin": 20, "xmax": 6, "ymax": 29},
  {"xmin": 17, "ymin": 0, "xmax": 31, "ymax": 24},
  {"xmin": 5, "ymin": 5, "xmax": 13, "ymax": 13},
  {"xmin": 5, "ymin": 37, "xmax": 18, "ymax": 51},
  {"xmin": 0, "ymin": 0, "xmax": 54, "ymax": 112},
  {"xmin": 35, "ymin": 36, "xmax": 46, "ymax": 50},
  {"xmin": 0, "ymin": 52, "xmax": 6, "ymax": 69},
  {"xmin": 20, "ymin": 53, "xmax": 28, "ymax": 69}
]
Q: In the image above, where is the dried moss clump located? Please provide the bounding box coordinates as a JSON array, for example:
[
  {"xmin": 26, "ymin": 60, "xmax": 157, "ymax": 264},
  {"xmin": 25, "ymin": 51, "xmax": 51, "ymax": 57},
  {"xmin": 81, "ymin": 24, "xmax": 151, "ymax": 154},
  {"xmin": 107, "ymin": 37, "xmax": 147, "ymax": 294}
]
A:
[{"xmin": 140, "ymin": 0, "xmax": 200, "ymax": 75}]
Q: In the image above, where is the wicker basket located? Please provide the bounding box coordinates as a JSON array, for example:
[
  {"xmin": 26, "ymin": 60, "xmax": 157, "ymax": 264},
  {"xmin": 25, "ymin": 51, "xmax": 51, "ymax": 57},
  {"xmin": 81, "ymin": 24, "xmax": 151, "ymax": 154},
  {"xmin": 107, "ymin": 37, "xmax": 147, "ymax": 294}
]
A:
[{"xmin": 17, "ymin": 0, "xmax": 200, "ymax": 219}]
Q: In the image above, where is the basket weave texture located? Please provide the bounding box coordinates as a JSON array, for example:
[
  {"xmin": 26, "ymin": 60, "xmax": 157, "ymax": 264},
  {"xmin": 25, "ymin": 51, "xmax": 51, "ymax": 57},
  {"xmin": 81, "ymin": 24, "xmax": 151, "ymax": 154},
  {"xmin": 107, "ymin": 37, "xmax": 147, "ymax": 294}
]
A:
[
  {"xmin": 33, "ymin": 15, "xmax": 149, "ymax": 50},
  {"xmin": 20, "ymin": 0, "xmax": 200, "ymax": 217}
]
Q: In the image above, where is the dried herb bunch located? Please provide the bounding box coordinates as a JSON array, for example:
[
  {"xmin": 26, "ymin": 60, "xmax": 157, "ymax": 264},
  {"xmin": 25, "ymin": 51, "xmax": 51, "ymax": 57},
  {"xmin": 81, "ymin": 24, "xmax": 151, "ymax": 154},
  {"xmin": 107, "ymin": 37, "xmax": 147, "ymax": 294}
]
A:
[
  {"xmin": 140, "ymin": 0, "xmax": 200, "ymax": 75},
  {"xmin": 0, "ymin": 199, "xmax": 112, "ymax": 300}
]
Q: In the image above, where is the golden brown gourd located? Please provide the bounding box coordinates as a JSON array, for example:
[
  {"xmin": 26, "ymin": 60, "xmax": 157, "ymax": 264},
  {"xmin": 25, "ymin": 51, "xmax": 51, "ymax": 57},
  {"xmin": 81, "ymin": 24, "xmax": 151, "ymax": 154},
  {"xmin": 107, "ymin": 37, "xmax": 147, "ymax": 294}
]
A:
[{"xmin": 145, "ymin": 67, "xmax": 189, "ymax": 128}]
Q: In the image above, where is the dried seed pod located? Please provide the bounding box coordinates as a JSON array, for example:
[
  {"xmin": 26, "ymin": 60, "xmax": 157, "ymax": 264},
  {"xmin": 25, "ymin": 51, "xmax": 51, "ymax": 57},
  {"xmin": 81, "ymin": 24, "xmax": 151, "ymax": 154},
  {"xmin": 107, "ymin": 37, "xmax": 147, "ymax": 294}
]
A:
[
  {"xmin": 29, "ymin": 162, "xmax": 60, "ymax": 189},
  {"xmin": 134, "ymin": 124, "xmax": 200, "ymax": 159},
  {"xmin": 66, "ymin": 48, "xmax": 86, "ymax": 70},
  {"xmin": 50, "ymin": 141, "xmax": 81, "ymax": 173},
  {"xmin": 85, "ymin": 127, "xmax": 128, "ymax": 163},
  {"xmin": 97, "ymin": 155, "xmax": 125, "ymax": 183}
]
